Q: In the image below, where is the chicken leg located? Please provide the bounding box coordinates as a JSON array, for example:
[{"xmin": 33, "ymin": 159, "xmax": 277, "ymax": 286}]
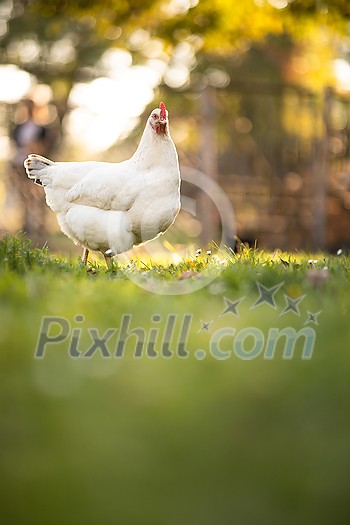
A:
[{"xmin": 82, "ymin": 248, "xmax": 89, "ymax": 265}]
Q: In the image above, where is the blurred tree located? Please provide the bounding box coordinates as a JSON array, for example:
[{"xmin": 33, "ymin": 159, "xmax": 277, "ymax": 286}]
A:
[
  {"xmin": 1, "ymin": 0, "xmax": 163, "ymax": 106},
  {"xmin": 290, "ymin": 0, "xmax": 350, "ymax": 18},
  {"xmin": 1, "ymin": 0, "xmax": 350, "ymax": 164},
  {"xmin": 3, "ymin": 0, "xmax": 350, "ymax": 97}
]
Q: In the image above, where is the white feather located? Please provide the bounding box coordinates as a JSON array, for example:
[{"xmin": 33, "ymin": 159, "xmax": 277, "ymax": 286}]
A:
[{"xmin": 24, "ymin": 106, "xmax": 181, "ymax": 257}]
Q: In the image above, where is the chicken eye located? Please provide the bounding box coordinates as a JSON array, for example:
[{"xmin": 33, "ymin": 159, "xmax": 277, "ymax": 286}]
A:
[{"xmin": 152, "ymin": 113, "xmax": 157, "ymax": 119}]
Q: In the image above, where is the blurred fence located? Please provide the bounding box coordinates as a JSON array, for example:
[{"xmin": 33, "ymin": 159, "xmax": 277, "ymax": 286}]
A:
[
  {"xmin": 196, "ymin": 83, "xmax": 350, "ymax": 251},
  {"xmin": 2, "ymin": 82, "xmax": 350, "ymax": 253}
]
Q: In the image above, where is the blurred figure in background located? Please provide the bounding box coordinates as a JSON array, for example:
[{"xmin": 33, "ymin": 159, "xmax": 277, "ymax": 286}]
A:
[{"xmin": 10, "ymin": 98, "xmax": 53, "ymax": 236}]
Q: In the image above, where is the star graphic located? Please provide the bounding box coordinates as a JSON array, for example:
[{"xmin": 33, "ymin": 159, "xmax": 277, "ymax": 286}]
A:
[
  {"xmin": 305, "ymin": 311, "xmax": 322, "ymax": 325},
  {"xmin": 280, "ymin": 294, "xmax": 305, "ymax": 316},
  {"xmin": 220, "ymin": 296, "xmax": 245, "ymax": 317},
  {"xmin": 198, "ymin": 320, "xmax": 213, "ymax": 332},
  {"xmin": 251, "ymin": 281, "xmax": 284, "ymax": 309}
]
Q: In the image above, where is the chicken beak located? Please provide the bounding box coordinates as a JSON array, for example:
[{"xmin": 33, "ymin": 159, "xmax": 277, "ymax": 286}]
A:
[{"xmin": 156, "ymin": 121, "xmax": 167, "ymax": 134}]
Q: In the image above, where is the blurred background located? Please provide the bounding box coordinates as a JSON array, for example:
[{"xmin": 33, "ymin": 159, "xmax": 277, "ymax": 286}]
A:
[{"xmin": 1, "ymin": 0, "xmax": 350, "ymax": 253}]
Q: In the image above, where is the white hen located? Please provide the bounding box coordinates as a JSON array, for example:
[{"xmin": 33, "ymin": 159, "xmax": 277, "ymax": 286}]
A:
[{"xmin": 24, "ymin": 102, "xmax": 181, "ymax": 265}]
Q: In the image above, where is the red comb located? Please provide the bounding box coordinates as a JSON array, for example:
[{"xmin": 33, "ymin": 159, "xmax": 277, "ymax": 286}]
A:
[{"xmin": 159, "ymin": 101, "xmax": 166, "ymax": 120}]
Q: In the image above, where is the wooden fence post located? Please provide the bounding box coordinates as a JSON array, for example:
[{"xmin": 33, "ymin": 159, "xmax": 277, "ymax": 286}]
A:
[
  {"xmin": 311, "ymin": 87, "xmax": 332, "ymax": 251},
  {"xmin": 199, "ymin": 85, "xmax": 219, "ymax": 245}
]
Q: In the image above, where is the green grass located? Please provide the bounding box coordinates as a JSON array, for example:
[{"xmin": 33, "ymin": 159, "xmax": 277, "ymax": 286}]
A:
[{"xmin": 1, "ymin": 233, "xmax": 350, "ymax": 525}]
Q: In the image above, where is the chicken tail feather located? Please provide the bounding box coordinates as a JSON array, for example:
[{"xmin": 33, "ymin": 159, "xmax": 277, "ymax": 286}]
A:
[{"xmin": 24, "ymin": 154, "xmax": 55, "ymax": 186}]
